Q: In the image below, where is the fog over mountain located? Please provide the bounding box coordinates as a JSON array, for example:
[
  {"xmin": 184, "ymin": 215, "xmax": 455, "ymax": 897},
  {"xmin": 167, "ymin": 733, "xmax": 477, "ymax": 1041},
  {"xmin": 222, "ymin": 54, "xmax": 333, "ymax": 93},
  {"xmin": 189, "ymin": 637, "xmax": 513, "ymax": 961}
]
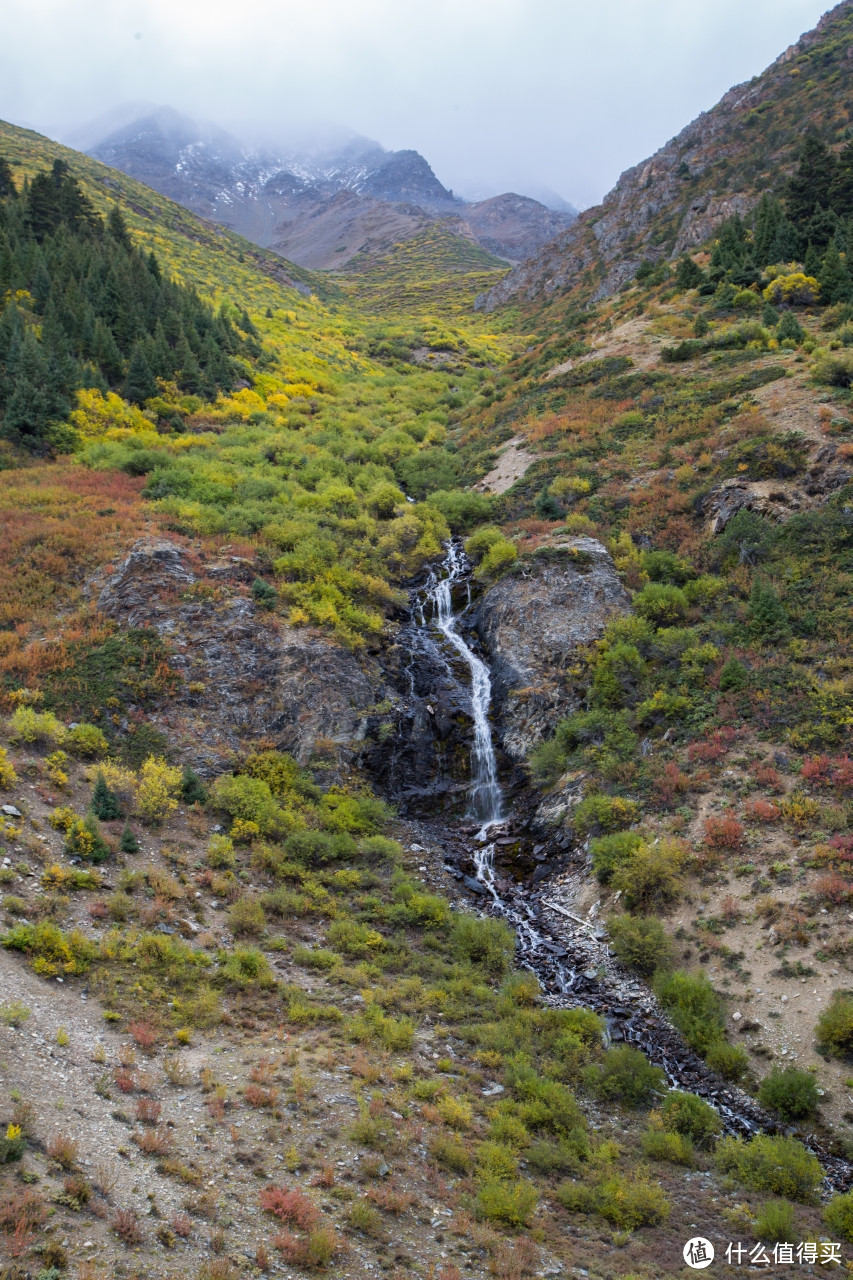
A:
[{"xmin": 0, "ymin": 0, "xmax": 832, "ymax": 212}]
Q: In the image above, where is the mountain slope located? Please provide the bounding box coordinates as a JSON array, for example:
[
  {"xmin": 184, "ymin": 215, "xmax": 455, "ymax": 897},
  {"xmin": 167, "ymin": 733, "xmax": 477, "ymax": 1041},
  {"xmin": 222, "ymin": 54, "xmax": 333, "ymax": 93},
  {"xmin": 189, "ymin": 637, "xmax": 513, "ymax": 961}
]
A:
[
  {"xmin": 88, "ymin": 108, "xmax": 576, "ymax": 266},
  {"xmin": 479, "ymin": 0, "xmax": 853, "ymax": 310}
]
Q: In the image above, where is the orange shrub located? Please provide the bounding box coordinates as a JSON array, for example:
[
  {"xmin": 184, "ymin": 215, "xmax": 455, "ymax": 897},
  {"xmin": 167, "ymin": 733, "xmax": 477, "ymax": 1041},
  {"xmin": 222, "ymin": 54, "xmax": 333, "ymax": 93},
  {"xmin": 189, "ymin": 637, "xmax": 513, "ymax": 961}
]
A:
[
  {"xmin": 743, "ymin": 798, "xmax": 780, "ymax": 823},
  {"xmin": 704, "ymin": 814, "xmax": 745, "ymax": 850},
  {"xmin": 260, "ymin": 1187, "xmax": 320, "ymax": 1230}
]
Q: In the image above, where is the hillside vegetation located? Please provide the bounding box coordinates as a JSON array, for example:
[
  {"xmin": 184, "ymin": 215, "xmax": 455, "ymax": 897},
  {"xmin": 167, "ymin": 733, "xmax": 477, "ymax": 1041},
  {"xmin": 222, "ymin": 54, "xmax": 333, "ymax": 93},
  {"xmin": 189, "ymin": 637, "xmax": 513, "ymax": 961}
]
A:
[{"xmin": 1, "ymin": 10, "xmax": 853, "ymax": 1278}]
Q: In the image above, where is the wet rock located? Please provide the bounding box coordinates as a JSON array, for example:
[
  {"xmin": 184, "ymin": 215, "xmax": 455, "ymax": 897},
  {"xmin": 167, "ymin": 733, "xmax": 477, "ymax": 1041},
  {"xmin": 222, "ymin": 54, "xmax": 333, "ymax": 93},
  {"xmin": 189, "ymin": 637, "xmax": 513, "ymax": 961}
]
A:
[{"xmin": 472, "ymin": 538, "xmax": 630, "ymax": 759}]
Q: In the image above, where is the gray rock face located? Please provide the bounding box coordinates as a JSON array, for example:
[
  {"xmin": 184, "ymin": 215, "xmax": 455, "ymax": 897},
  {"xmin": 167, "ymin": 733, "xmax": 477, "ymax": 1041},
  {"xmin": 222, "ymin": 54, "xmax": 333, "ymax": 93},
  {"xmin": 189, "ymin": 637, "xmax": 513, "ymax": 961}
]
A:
[{"xmin": 472, "ymin": 538, "xmax": 630, "ymax": 759}]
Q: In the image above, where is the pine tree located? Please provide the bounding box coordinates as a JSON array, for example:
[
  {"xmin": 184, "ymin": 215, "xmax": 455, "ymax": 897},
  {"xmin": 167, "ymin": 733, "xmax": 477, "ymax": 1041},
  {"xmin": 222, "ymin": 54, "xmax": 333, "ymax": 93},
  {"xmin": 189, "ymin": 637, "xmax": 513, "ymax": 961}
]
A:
[
  {"xmin": 787, "ymin": 134, "xmax": 836, "ymax": 230},
  {"xmin": 0, "ymin": 157, "xmax": 15, "ymax": 199},
  {"xmin": 124, "ymin": 342, "xmax": 157, "ymax": 404},
  {"xmin": 107, "ymin": 204, "xmax": 132, "ymax": 252},
  {"xmin": 180, "ymin": 766, "xmax": 208, "ymax": 806},
  {"xmin": 1, "ymin": 329, "xmax": 53, "ymax": 446},
  {"xmin": 818, "ymin": 242, "xmax": 853, "ymax": 305},
  {"xmin": 119, "ymin": 823, "xmax": 140, "ymax": 854},
  {"xmin": 747, "ymin": 580, "xmax": 791, "ymax": 645},
  {"xmin": 675, "ymin": 255, "xmax": 704, "ymax": 290},
  {"xmin": 91, "ymin": 771, "xmax": 122, "ymax": 820}
]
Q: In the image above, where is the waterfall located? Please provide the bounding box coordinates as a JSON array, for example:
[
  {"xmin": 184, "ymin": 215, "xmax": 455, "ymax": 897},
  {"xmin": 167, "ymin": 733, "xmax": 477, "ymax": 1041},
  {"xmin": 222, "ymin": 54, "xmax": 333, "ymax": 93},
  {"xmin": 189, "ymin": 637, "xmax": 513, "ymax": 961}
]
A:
[{"xmin": 423, "ymin": 542, "xmax": 503, "ymax": 836}]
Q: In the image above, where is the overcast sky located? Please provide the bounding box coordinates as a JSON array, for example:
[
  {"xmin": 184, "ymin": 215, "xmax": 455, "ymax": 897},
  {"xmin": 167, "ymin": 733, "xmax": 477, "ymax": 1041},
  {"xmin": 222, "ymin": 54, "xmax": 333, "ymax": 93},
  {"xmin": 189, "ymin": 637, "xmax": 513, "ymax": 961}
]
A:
[{"xmin": 0, "ymin": 0, "xmax": 836, "ymax": 208}]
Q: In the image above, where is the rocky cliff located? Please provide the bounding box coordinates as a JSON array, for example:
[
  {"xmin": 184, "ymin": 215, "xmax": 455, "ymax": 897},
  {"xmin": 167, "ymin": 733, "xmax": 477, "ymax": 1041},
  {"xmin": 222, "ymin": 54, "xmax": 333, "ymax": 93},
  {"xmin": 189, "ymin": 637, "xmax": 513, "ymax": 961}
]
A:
[{"xmin": 478, "ymin": 0, "xmax": 853, "ymax": 310}]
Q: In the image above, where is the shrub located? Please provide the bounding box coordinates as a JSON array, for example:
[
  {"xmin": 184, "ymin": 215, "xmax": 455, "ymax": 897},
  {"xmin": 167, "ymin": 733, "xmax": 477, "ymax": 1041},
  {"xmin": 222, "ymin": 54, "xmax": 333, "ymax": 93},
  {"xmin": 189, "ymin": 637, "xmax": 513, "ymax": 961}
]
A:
[
  {"xmin": 428, "ymin": 1133, "xmax": 471, "ymax": 1174},
  {"xmin": 65, "ymin": 814, "xmax": 110, "ymax": 864},
  {"xmin": 227, "ymin": 896, "xmax": 266, "ymax": 937},
  {"xmin": 705, "ymin": 1041, "xmax": 750, "ymax": 1083},
  {"xmin": 590, "ymin": 831, "xmax": 645, "ymax": 884},
  {"xmin": 475, "ymin": 1179, "xmax": 538, "ymax": 1227},
  {"xmin": 716, "ymin": 1135, "xmax": 822, "ymax": 1202},
  {"xmin": 65, "ymin": 723, "xmax": 109, "ymax": 758},
  {"xmin": 207, "ymin": 835, "xmax": 235, "ymax": 868},
  {"xmin": 327, "ymin": 919, "xmax": 384, "ymax": 958},
  {"xmin": 591, "ymin": 1046, "xmax": 665, "ymax": 1108},
  {"xmin": 611, "ymin": 838, "xmax": 685, "ymax": 911},
  {"xmin": 653, "ymin": 970, "xmax": 725, "ymax": 1055},
  {"xmin": 824, "ymin": 1190, "xmax": 853, "ymax": 1242},
  {"xmin": 754, "ymin": 1199, "xmax": 796, "ymax": 1243},
  {"xmin": 703, "ymin": 814, "xmax": 744, "ymax": 849},
  {"xmin": 180, "ymin": 767, "xmax": 208, "ymax": 805},
  {"xmin": 9, "ymin": 706, "xmax": 65, "ymax": 746},
  {"xmin": 758, "ymin": 1068, "xmax": 819, "ymax": 1120},
  {"xmin": 525, "ymin": 1136, "xmax": 588, "ymax": 1175},
  {"xmin": 273, "ymin": 1225, "xmax": 342, "ymax": 1268},
  {"xmin": 816, "ymin": 991, "xmax": 853, "ymax": 1058},
  {"xmin": 136, "ymin": 756, "xmax": 182, "ymax": 824},
  {"xmin": 607, "ymin": 914, "xmax": 673, "ymax": 975},
  {"xmin": 0, "ymin": 1000, "xmax": 31, "ymax": 1027},
  {"xmin": 557, "ymin": 1172, "xmax": 669, "ymax": 1228},
  {"xmin": 658, "ymin": 1091, "xmax": 721, "ymax": 1146},
  {"xmin": 762, "ymin": 272, "xmax": 819, "ymax": 306},
  {"xmin": 572, "ymin": 793, "xmax": 639, "ymax": 838},
  {"xmin": 632, "ymin": 582, "xmax": 688, "ymax": 625},
  {"xmin": 451, "ymin": 914, "xmax": 515, "ymax": 975},
  {"xmin": 3, "ymin": 921, "xmax": 96, "ymax": 976},
  {"xmin": 208, "ymin": 772, "xmax": 287, "ymax": 835},
  {"xmin": 0, "ymin": 747, "xmax": 18, "ymax": 789},
  {"xmin": 641, "ymin": 1127, "xmax": 693, "ymax": 1165},
  {"xmin": 259, "ymin": 1186, "xmax": 319, "ymax": 1230}
]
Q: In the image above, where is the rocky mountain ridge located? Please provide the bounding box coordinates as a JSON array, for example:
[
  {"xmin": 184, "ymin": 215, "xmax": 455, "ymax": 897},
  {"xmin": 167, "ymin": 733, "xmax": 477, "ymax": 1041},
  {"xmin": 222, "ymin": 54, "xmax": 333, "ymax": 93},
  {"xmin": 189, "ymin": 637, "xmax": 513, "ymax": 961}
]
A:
[
  {"xmin": 478, "ymin": 0, "xmax": 853, "ymax": 310},
  {"xmin": 89, "ymin": 107, "xmax": 577, "ymax": 267}
]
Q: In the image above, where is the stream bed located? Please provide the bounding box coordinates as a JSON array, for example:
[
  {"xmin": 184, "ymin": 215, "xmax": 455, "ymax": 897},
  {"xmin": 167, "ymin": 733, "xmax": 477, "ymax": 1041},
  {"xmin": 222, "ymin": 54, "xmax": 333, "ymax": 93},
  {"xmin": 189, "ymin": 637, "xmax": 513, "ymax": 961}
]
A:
[{"xmin": 412, "ymin": 543, "xmax": 853, "ymax": 1193}]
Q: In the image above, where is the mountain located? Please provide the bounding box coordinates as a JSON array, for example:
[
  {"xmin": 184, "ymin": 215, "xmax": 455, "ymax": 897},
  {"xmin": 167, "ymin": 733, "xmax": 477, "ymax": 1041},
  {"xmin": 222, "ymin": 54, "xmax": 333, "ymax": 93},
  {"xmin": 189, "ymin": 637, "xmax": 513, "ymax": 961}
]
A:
[
  {"xmin": 88, "ymin": 106, "xmax": 576, "ymax": 266},
  {"xmin": 478, "ymin": 0, "xmax": 853, "ymax": 310}
]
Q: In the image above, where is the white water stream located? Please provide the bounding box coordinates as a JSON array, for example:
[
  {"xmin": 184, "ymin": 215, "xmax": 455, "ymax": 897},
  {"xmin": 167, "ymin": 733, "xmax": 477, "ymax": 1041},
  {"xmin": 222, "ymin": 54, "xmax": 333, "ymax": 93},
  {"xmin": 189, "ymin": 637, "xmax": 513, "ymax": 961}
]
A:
[{"xmin": 422, "ymin": 544, "xmax": 503, "ymax": 893}]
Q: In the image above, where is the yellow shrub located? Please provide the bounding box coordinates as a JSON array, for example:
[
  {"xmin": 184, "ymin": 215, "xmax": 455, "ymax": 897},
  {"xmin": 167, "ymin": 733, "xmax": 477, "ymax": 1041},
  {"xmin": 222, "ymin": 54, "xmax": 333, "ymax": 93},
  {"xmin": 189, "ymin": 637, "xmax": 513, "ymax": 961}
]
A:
[
  {"xmin": 69, "ymin": 388, "xmax": 150, "ymax": 437},
  {"xmin": 48, "ymin": 805, "xmax": 77, "ymax": 833},
  {"xmin": 438, "ymin": 1095, "xmax": 474, "ymax": 1130},
  {"xmin": 762, "ymin": 273, "xmax": 819, "ymax": 306},
  {"xmin": 135, "ymin": 756, "xmax": 182, "ymax": 824},
  {"xmin": 9, "ymin": 706, "xmax": 65, "ymax": 746},
  {"xmin": 0, "ymin": 747, "xmax": 18, "ymax": 789}
]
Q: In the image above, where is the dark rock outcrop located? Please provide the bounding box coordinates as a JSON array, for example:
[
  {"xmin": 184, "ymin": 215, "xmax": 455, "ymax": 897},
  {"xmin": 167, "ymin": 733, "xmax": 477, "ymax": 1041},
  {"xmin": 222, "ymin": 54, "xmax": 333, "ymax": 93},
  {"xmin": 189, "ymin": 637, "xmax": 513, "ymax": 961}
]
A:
[{"xmin": 472, "ymin": 537, "xmax": 631, "ymax": 758}]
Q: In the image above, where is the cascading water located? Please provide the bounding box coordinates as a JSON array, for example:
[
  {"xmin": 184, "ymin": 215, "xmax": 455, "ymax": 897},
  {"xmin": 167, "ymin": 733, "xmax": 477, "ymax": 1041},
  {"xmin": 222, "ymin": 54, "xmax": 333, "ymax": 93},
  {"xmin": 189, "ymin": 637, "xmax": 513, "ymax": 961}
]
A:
[
  {"xmin": 411, "ymin": 544, "xmax": 852, "ymax": 1189},
  {"xmin": 421, "ymin": 543, "xmax": 503, "ymax": 896}
]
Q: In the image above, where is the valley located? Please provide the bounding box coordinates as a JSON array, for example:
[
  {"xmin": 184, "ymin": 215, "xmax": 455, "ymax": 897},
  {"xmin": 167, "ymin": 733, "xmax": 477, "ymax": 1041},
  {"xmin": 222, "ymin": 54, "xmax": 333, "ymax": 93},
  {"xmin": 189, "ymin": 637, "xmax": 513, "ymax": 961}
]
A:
[{"xmin": 1, "ymin": 5, "xmax": 853, "ymax": 1279}]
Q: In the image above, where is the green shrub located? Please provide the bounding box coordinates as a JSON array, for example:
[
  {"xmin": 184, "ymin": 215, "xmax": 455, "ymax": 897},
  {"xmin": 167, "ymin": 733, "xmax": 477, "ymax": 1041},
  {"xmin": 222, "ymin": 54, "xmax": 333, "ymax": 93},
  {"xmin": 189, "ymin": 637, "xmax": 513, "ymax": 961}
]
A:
[
  {"xmin": 0, "ymin": 1000, "xmax": 31, "ymax": 1027},
  {"xmin": 451, "ymin": 914, "xmax": 515, "ymax": 975},
  {"xmin": 527, "ymin": 737, "xmax": 567, "ymax": 788},
  {"xmin": 607, "ymin": 914, "xmax": 673, "ymax": 975},
  {"xmin": 758, "ymin": 1067, "xmax": 819, "ymax": 1120},
  {"xmin": 227, "ymin": 896, "xmax": 266, "ymax": 937},
  {"xmin": 208, "ymin": 773, "xmax": 287, "ymax": 836},
  {"xmin": 572, "ymin": 793, "xmax": 639, "ymax": 838},
  {"xmin": 633, "ymin": 583, "xmax": 688, "ymax": 625},
  {"xmin": 9, "ymin": 706, "xmax": 65, "ymax": 745},
  {"xmin": 475, "ymin": 1179, "xmax": 538, "ymax": 1227},
  {"xmin": 590, "ymin": 831, "xmax": 644, "ymax": 884},
  {"xmin": 611, "ymin": 839, "xmax": 685, "ymax": 911},
  {"xmin": 327, "ymin": 919, "xmax": 384, "ymax": 958},
  {"xmin": 754, "ymin": 1199, "xmax": 796, "ymax": 1243},
  {"xmin": 816, "ymin": 991, "xmax": 853, "ymax": 1058},
  {"xmin": 206, "ymin": 835, "xmax": 236, "ymax": 868},
  {"xmin": 428, "ymin": 1133, "xmax": 471, "ymax": 1174},
  {"xmin": 557, "ymin": 1172, "xmax": 669, "ymax": 1228},
  {"xmin": 3, "ymin": 921, "xmax": 96, "ymax": 976},
  {"xmin": 476, "ymin": 1141, "xmax": 518, "ymax": 1181},
  {"xmin": 653, "ymin": 970, "xmax": 725, "ymax": 1054},
  {"xmin": 590, "ymin": 1046, "xmax": 666, "ymax": 1108},
  {"xmin": 641, "ymin": 1128, "xmax": 693, "ymax": 1165},
  {"xmin": 705, "ymin": 1041, "xmax": 750, "ymax": 1083},
  {"xmin": 525, "ymin": 1136, "xmax": 588, "ymax": 1175},
  {"xmin": 824, "ymin": 1190, "xmax": 853, "ymax": 1242},
  {"xmin": 219, "ymin": 947, "xmax": 275, "ymax": 988},
  {"xmin": 65, "ymin": 723, "xmax": 109, "ymax": 758},
  {"xmin": 716, "ymin": 1135, "xmax": 822, "ymax": 1202},
  {"xmin": 658, "ymin": 1091, "xmax": 721, "ymax": 1146}
]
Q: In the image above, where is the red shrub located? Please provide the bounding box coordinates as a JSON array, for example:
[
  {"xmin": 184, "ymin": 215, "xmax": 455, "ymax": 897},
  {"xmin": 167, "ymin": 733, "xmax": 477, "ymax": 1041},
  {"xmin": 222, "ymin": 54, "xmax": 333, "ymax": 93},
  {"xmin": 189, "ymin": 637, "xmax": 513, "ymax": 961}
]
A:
[
  {"xmin": 802, "ymin": 754, "xmax": 835, "ymax": 787},
  {"xmin": 127, "ymin": 1020, "xmax": 159, "ymax": 1054},
  {"xmin": 88, "ymin": 899, "xmax": 109, "ymax": 920},
  {"xmin": 688, "ymin": 729, "xmax": 736, "ymax": 766},
  {"xmin": 273, "ymin": 1226, "xmax": 343, "ymax": 1267},
  {"xmin": 259, "ymin": 1187, "xmax": 320, "ymax": 1231},
  {"xmin": 133, "ymin": 1127, "xmax": 172, "ymax": 1155},
  {"xmin": 0, "ymin": 1190, "xmax": 48, "ymax": 1234},
  {"xmin": 743, "ymin": 797, "xmax": 780, "ymax": 823},
  {"xmin": 112, "ymin": 1208, "xmax": 143, "ymax": 1245},
  {"xmin": 171, "ymin": 1213, "xmax": 192, "ymax": 1238},
  {"xmin": 813, "ymin": 873, "xmax": 853, "ymax": 905},
  {"xmin": 704, "ymin": 814, "xmax": 745, "ymax": 850},
  {"xmin": 245, "ymin": 1084, "xmax": 278, "ymax": 1109},
  {"xmin": 114, "ymin": 1069, "xmax": 137, "ymax": 1094},
  {"xmin": 750, "ymin": 762, "xmax": 784, "ymax": 793},
  {"xmin": 652, "ymin": 761, "xmax": 691, "ymax": 809},
  {"xmin": 135, "ymin": 1097, "xmax": 162, "ymax": 1125}
]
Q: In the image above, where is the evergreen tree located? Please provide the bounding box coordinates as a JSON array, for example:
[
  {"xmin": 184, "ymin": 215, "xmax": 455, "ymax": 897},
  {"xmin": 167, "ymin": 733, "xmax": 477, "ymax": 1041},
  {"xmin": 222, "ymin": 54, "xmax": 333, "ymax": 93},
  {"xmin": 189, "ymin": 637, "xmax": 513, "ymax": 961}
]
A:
[
  {"xmin": 675, "ymin": 255, "xmax": 705, "ymax": 290},
  {"xmin": 0, "ymin": 157, "xmax": 15, "ymax": 199},
  {"xmin": 747, "ymin": 580, "xmax": 791, "ymax": 645},
  {"xmin": 818, "ymin": 242, "xmax": 853, "ymax": 305},
  {"xmin": 777, "ymin": 311, "xmax": 805, "ymax": 344},
  {"xmin": 119, "ymin": 823, "xmax": 140, "ymax": 854},
  {"xmin": 829, "ymin": 143, "xmax": 853, "ymax": 219},
  {"xmin": 787, "ymin": 134, "xmax": 836, "ymax": 230},
  {"xmin": 1, "ymin": 329, "xmax": 54, "ymax": 446},
  {"xmin": 91, "ymin": 771, "xmax": 122, "ymax": 820},
  {"xmin": 124, "ymin": 342, "xmax": 157, "ymax": 404},
  {"xmin": 107, "ymin": 204, "xmax": 132, "ymax": 251},
  {"xmin": 180, "ymin": 766, "xmax": 208, "ymax": 806},
  {"xmin": 804, "ymin": 241, "xmax": 822, "ymax": 277}
]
